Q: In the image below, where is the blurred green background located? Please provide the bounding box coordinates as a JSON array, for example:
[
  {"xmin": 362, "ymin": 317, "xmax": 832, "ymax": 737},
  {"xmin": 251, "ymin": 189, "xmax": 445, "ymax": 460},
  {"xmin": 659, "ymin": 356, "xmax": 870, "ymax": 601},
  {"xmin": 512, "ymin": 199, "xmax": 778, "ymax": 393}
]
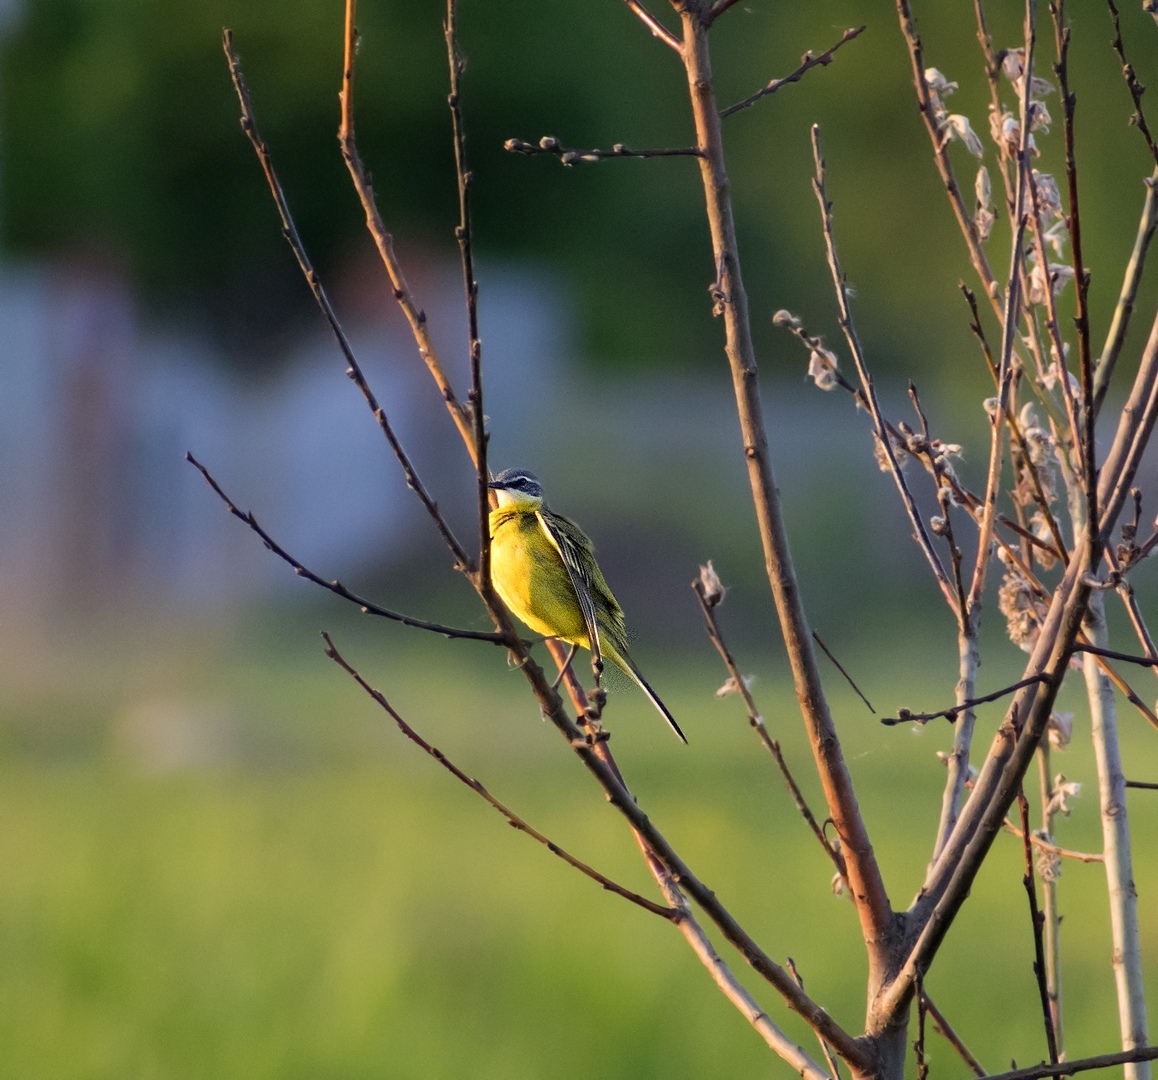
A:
[{"xmin": 2, "ymin": 0, "xmax": 1158, "ymax": 1076}]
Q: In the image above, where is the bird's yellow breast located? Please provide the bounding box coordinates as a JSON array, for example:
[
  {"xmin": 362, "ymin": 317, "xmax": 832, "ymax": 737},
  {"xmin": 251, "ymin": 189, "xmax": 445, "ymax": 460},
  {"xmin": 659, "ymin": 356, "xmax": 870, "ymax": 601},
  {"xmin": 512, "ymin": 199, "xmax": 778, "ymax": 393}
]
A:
[{"xmin": 489, "ymin": 507, "xmax": 589, "ymax": 645}]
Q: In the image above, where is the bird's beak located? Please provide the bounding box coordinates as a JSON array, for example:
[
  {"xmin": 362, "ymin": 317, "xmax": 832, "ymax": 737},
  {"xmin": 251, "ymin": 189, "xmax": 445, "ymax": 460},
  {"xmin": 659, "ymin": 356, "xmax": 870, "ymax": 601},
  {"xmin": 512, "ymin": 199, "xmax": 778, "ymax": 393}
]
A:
[{"xmin": 487, "ymin": 479, "xmax": 504, "ymax": 490}]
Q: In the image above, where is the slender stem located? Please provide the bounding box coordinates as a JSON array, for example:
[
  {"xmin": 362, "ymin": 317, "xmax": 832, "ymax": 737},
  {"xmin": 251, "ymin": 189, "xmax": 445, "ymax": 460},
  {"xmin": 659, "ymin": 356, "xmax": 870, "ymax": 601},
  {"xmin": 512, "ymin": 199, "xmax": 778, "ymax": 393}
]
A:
[
  {"xmin": 693, "ymin": 578, "xmax": 847, "ymax": 882},
  {"xmin": 882, "ymin": 676, "xmax": 1049, "ymax": 726},
  {"xmin": 1047, "ymin": 0, "xmax": 1095, "ymax": 561},
  {"xmin": 1084, "ymin": 593, "xmax": 1151, "ymax": 1080},
  {"xmin": 223, "ymin": 30, "xmax": 474, "ymax": 573},
  {"xmin": 338, "ymin": 0, "xmax": 478, "ymax": 461},
  {"xmin": 444, "ymin": 0, "xmax": 492, "ymax": 597},
  {"xmin": 921, "ymin": 990, "xmax": 987, "ymax": 1077},
  {"xmin": 1018, "ymin": 786, "xmax": 1060, "ymax": 1064},
  {"xmin": 788, "ymin": 958, "xmax": 843, "ymax": 1080},
  {"xmin": 675, "ymin": 8, "xmax": 896, "ymax": 1000},
  {"xmin": 623, "ymin": 0, "xmax": 681, "ymax": 51},
  {"xmin": 1036, "ymin": 746, "xmax": 1065, "ymax": 1057},
  {"xmin": 324, "ymin": 633, "xmax": 676, "ymax": 918},
  {"xmin": 895, "ymin": 0, "xmax": 1000, "ymax": 303},
  {"xmin": 914, "ymin": 974, "xmax": 929, "ymax": 1080},
  {"xmin": 932, "ymin": 629, "xmax": 980, "ymax": 860},
  {"xmin": 1095, "ymin": 172, "xmax": 1158, "ymax": 416},
  {"xmin": 504, "ymin": 138, "xmax": 702, "ymax": 162},
  {"xmin": 1105, "ymin": 0, "xmax": 1158, "ymax": 167},
  {"xmin": 720, "ymin": 26, "xmax": 866, "ymax": 119},
  {"xmin": 811, "ymin": 126, "xmax": 957, "ymax": 614},
  {"xmin": 981, "ymin": 1046, "xmax": 1158, "ymax": 1080},
  {"xmin": 186, "ymin": 454, "xmax": 506, "ymax": 644},
  {"xmin": 545, "ymin": 640, "xmax": 832, "ymax": 1079},
  {"xmin": 1003, "ymin": 813, "xmax": 1104, "ymax": 863}
]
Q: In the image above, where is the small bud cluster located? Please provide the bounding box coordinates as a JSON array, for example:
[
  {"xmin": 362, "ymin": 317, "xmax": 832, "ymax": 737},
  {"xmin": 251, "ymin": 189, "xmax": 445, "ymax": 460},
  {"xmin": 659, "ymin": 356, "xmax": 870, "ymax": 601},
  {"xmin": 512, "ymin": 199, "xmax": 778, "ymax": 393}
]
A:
[
  {"xmin": 771, "ymin": 310, "xmax": 843, "ymax": 392},
  {"xmin": 924, "ymin": 67, "xmax": 984, "ymax": 158}
]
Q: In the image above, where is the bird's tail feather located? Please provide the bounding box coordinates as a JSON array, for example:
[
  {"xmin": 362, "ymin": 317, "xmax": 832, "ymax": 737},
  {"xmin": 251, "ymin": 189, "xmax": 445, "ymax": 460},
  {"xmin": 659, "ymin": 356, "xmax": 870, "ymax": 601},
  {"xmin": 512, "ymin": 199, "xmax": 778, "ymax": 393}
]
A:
[{"xmin": 613, "ymin": 649, "xmax": 687, "ymax": 744}]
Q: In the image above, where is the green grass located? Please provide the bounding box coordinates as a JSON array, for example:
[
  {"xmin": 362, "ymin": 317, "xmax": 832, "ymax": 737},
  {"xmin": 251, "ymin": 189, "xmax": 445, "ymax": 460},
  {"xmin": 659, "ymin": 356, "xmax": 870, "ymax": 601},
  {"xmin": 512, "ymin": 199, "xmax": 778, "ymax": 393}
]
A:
[{"xmin": 0, "ymin": 609, "xmax": 1155, "ymax": 1078}]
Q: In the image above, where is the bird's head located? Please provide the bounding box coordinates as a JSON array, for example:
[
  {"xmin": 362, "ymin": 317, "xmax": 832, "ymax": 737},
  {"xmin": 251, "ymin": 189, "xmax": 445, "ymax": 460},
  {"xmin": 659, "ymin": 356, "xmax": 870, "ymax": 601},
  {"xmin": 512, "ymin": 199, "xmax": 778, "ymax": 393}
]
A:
[{"xmin": 488, "ymin": 468, "xmax": 545, "ymax": 509}]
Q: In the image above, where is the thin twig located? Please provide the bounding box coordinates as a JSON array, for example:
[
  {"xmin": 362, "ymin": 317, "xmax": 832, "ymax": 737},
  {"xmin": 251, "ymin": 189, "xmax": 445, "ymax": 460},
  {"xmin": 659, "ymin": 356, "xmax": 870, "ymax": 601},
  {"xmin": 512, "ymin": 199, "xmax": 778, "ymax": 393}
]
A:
[
  {"xmin": 623, "ymin": 0, "xmax": 681, "ymax": 51},
  {"xmin": 1083, "ymin": 592, "xmax": 1152, "ymax": 1079},
  {"xmin": 337, "ymin": 0, "xmax": 478, "ymax": 461},
  {"xmin": 675, "ymin": 7, "xmax": 895, "ymax": 994},
  {"xmin": 1037, "ymin": 743, "xmax": 1065, "ymax": 1054},
  {"xmin": 1002, "ymin": 815, "xmax": 1104, "ymax": 864},
  {"xmin": 1106, "ymin": 0, "xmax": 1158, "ymax": 167},
  {"xmin": 503, "ymin": 137, "xmax": 702, "ymax": 163},
  {"xmin": 788, "ymin": 958, "xmax": 843, "ymax": 1080},
  {"xmin": 980, "ymin": 1045, "xmax": 1158, "ymax": 1080},
  {"xmin": 323, "ymin": 633, "xmax": 676, "ymax": 919},
  {"xmin": 1097, "ymin": 173, "xmax": 1158, "ymax": 416},
  {"xmin": 896, "ymin": 0, "xmax": 1001, "ymax": 304},
  {"xmin": 812, "ymin": 631, "xmax": 874, "ymax": 713},
  {"xmin": 1126, "ymin": 780, "xmax": 1158, "ymax": 790},
  {"xmin": 222, "ymin": 29, "xmax": 473, "ymax": 573},
  {"xmin": 1073, "ymin": 642, "xmax": 1158, "ymax": 667},
  {"xmin": 692, "ymin": 573, "xmax": 847, "ymax": 882},
  {"xmin": 185, "ymin": 454, "xmax": 506, "ymax": 644},
  {"xmin": 1018, "ymin": 786, "xmax": 1061, "ymax": 1064},
  {"xmin": 444, "ymin": 0, "xmax": 492, "ymax": 599},
  {"xmin": 1048, "ymin": 0, "xmax": 1095, "ymax": 564},
  {"xmin": 974, "ymin": 0, "xmax": 1016, "ymax": 205},
  {"xmin": 811, "ymin": 125, "xmax": 958, "ymax": 613},
  {"xmin": 720, "ymin": 27, "xmax": 866, "ymax": 119},
  {"xmin": 881, "ymin": 675, "xmax": 1051, "ymax": 726},
  {"xmin": 1107, "ymin": 544, "xmax": 1158, "ymax": 681},
  {"xmin": 921, "ymin": 989, "xmax": 988, "ymax": 1077},
  {"xmin": 545, "ymin": 639, "xmax": 832, "ymax": 1080},
  {"xmin": 915, "ymin": 972, "xmax": 929, "ymax": 1080}
]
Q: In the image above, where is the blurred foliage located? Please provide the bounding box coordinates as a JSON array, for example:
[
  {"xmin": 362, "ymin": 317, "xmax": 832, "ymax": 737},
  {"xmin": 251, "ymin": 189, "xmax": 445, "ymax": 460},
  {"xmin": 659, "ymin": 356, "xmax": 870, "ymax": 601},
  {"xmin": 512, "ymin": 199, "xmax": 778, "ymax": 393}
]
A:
[{"xmin": 3, "ymin": 0, "xmax": 1158, "ymax": 377}]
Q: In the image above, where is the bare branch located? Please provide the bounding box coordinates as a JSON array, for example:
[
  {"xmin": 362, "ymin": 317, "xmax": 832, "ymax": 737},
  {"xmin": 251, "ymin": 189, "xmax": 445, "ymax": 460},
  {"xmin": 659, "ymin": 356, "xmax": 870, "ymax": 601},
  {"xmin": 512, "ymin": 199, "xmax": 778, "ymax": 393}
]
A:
[
  {"xmin": 981, "ymin": 1045, "xmax": 1158, "ymax": 1080},
  {"xmin": 895, "ymin": 0, "xmax": 1001, "ymax": 304},
  {"xmin": 787, "ymin": 958, "xmax": 843, "ymax": 1080},
  {"xmin": 323, "ymin": 633, "xmax": 677, "ymax": 919},
  {"xmin": 1002, "ymin": 815, "xmax": 1104, "ymax": 863},
  {"xmin": 623, "ymin": 0, "xmax": 681, "ymax": 51},
  {"xmin": 504, "ymin": 137, "xmax": 702, "ymax": 163},
  {"xmin": 445, "ymin": 0, "xmax": 493, "ymax": 600},
  {"xmin": 720, "ymin": 27, "xmax": 866, "ymax": 119},
  {"xmin": 186, "ymin": 453, "xmax": 504, "ymax": 644},
  {"xmin": 693, "ymin": 570, "xmax": 848, "ymax": 883},
  {"xmin": 1036, "ymin": 745, "xmax": 1065, "ymax": 1054},
  {"xmin": 881, "ymin": 675, "xmax": 1051, "ymax": 726},
  {"xmin": 674, "ymin": 9, "xmax": 895, "ymax": 984},
  {"xmin": 338, "ymin": 0, "xmax": 478, "ymax": 461},
  {"xmin": 812, "ymin": 631, "xmax": 875, "ymax": 713},
  {"xmin": 1097, "ymin": 173, "xmax": 1158, "ymax": 415},
  {"xmin": 1084, "ymin": 594, "xmax": 1152, "ymax": 1079},
  {"xmin": 1017, "ymin": 787, "xmax": 1061, "ymax": 1064},
  {"xmin": 1047, "ymin": 1, "xmax": 1096, "ymax": 563},
  {"xmin": 707, "ymin": 0, "xmax": 746, "ymax": 21},
  {"xmin": 222, "ymin": 29, "xmax": 473, "ymax": 572},
  {"xmin": 921, "ymin": 990, "xmax": 987, "ymax": 1077},
  {"xmin": 1105, "ymin": 0, "xmax": 1158, "ymax": 168},
  {"xmin": 811, "ymin": 125, "xmax": 959, "ymax": 615},
  {"xmin": 544, "ymin": 641, "xmax": 833, "ymax": 1080},
  {"xmin": 1073, "ymin": 642, "xmax": 1158, "ymax": 668}
]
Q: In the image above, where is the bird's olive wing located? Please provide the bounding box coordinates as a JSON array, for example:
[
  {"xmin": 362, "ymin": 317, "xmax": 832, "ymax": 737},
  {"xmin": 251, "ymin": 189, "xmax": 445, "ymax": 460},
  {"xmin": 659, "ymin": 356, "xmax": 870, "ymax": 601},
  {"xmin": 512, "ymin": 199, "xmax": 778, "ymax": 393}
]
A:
[{"xmin": 536, "ymin": 510, "xmax": 603, "ymax": 667}]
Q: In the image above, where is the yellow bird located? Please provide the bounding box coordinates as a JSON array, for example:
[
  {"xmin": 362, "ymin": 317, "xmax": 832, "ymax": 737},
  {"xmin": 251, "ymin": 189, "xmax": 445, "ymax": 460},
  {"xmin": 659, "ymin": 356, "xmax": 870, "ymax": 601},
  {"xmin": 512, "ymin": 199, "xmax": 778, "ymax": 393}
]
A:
[{"xmin": 488, "ymin": 468, "xmax": 686, "ymax": 743}]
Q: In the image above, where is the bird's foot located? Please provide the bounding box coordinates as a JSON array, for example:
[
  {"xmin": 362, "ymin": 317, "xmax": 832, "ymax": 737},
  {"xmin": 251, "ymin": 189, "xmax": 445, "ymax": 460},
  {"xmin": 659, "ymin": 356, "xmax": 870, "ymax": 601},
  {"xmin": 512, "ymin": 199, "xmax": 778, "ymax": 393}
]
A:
[{"xmin": 584, "ymin": 687, "xmax": 607, "ymax": 722}]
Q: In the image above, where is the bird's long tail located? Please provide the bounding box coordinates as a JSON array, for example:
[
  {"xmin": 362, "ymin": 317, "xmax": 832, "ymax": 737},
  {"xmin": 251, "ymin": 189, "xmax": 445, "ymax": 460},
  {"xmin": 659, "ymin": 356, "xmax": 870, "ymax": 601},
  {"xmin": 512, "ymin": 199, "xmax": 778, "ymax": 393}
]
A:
[{"xmin": 609, "ymin": 648, "xmax": 687, "ymax": 744}]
